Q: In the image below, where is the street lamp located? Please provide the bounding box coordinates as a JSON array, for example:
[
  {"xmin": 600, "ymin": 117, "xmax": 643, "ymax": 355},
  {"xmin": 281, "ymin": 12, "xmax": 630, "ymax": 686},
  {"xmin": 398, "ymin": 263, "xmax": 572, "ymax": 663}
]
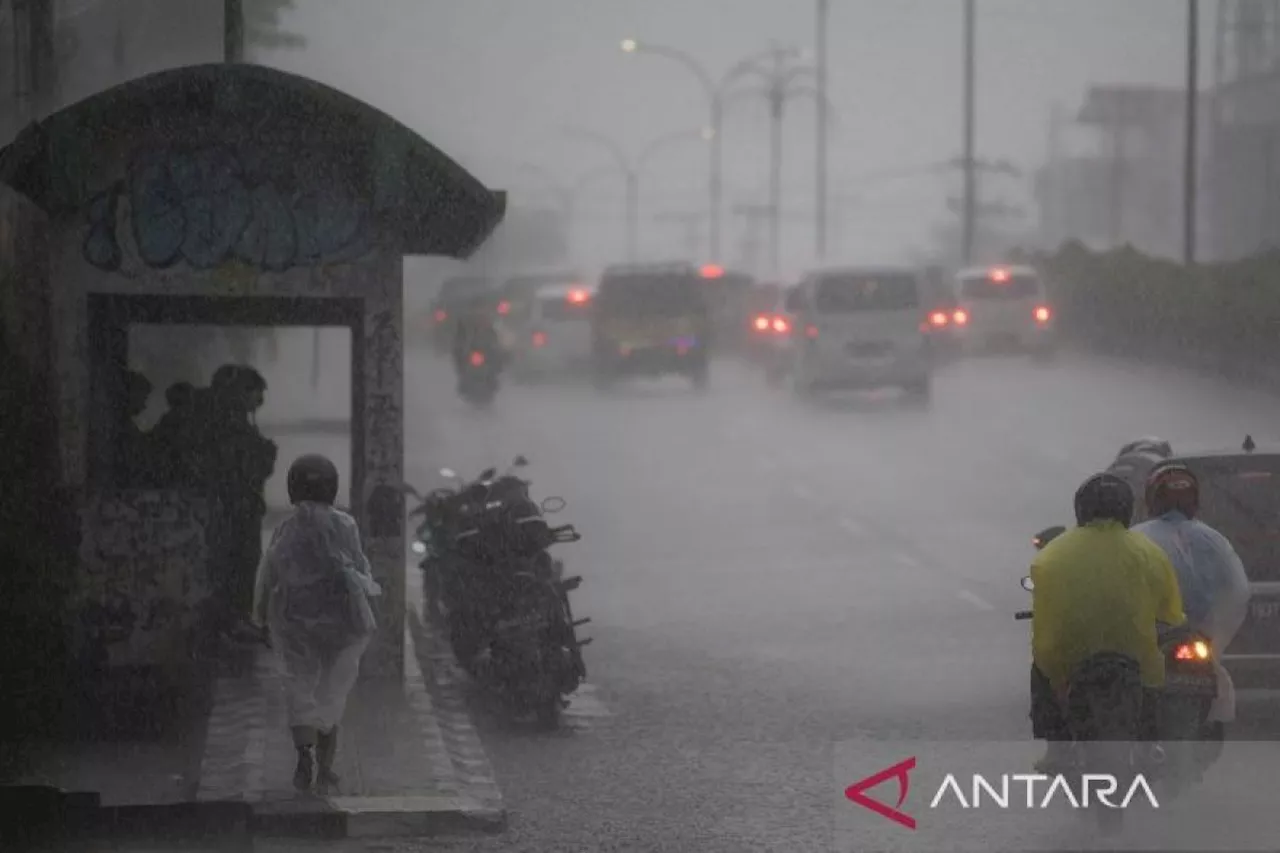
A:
[
  {"xmin": 620, "ymin": 39, "xmax": 792, "ymax": 262},
  {"xmin": 562, "ymin": 127, "xmax": 711, "ymax": 261},
  {"xmin": 718, "ymin": 46, "xmax": 822, "ymax": 273}
]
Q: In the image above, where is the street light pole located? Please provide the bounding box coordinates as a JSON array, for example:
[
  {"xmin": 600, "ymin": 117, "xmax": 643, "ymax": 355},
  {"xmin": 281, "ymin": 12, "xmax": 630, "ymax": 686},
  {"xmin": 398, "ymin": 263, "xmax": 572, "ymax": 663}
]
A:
[
  {"xmin": 710, "ymin": 95, "xmax": 724, "ymax": 261},
  {"xmin": 625, "ymin": 171, "xmax": 640, "ymax": 261},
  {"xmin": 769, "ymin": 65, "xmax": 785, "ymax": 272},
  {"xmin": 1183, "ymin": 0, "xmax": 1199, "ymax": 265},
  {"xmin": 734, "ymin": 46, "xmax": 814, "ymax": 273},
  {"xmin": 962, "ymin": 0, "xmax": 976, "ymax": 265},
  {"xmin": 621, "ymin": 40, "xmax": 793, "ymax": 262},
  {"xmin": 564, "ymin": 127, "xmax": 709, "ymax": 263},
  {"xmin": 816, "ymin": 0, "xmax": 830, "ymax": 260}
]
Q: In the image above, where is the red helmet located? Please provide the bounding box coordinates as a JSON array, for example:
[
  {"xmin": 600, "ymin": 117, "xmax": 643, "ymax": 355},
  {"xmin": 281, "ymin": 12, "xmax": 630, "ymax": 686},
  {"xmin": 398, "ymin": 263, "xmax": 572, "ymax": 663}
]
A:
[{"xmin": 1144, "ymin": 463, "xmax": 1199, "ymax": 519}]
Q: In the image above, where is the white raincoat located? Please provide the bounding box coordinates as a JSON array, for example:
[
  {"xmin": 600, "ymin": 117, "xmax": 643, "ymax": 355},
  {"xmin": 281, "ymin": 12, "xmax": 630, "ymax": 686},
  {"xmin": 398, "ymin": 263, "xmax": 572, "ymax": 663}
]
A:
[
  {"xmin": 1134, "ymin": 511, "xmax": 1252, "ymax": 723},
  {"xmin": 252, "ymin": 501, "xmax": 383, "ymax": 733}
]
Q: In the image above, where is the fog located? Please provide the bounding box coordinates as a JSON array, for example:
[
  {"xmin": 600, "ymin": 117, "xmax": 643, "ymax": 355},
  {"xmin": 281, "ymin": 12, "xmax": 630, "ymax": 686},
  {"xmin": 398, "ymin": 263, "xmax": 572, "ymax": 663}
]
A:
[
  {"xmin": 13, "ymin": 3, "xmax": 1280, "ymax": 851},
  {"xmin": 257, "ymin": 0, "xmax": 1207, "ymax": 271}
]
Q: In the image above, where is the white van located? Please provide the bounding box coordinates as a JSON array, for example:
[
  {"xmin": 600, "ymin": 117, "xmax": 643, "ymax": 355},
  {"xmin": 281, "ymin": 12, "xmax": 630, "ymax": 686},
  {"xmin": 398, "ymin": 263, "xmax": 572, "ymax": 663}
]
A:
[
  {"xmin": 510, "ymin": 282, "xmax": 596, "ymax": 379},
  {"xmin": 790, "ymin": 266, "xmax": 932, "ymax": 399},
  {"xmin": 952, "ymin": 265, "xmax": 1054, "ymax": 355}
]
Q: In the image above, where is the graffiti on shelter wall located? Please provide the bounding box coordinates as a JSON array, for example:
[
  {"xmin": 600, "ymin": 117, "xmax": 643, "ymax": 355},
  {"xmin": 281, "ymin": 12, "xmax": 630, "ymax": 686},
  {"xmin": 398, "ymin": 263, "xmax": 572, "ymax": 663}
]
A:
[
  {"xmin": 78, "ymin": 489, "xmax": 213, "ymax": 667},
  {"xmin": 82, "ymin": 144, "xmax": 379, "ymax": 276}
]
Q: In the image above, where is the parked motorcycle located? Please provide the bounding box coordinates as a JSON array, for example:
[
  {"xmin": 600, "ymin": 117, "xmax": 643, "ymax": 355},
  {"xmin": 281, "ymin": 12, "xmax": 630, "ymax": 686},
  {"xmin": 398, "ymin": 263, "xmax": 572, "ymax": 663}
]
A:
[
  {"xmin": 1018, "ymin": 524, "xmax": 1221, "ymax": 820},
  {"xmin": 405, "ymin": 457, "xmax": 590, "ymax": 726}
]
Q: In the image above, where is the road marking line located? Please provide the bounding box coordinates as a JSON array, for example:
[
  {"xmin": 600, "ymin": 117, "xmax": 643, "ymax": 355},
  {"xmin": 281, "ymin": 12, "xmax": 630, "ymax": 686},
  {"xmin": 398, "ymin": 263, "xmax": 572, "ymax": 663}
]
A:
[{"xmin": 957, "ymin": 589, "xmax": 994, "ymax": 610}]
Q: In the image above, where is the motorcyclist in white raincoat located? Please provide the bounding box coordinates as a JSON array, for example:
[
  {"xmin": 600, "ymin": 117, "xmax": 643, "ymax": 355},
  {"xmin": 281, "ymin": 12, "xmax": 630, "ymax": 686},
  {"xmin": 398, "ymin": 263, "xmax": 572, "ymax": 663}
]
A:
[
  {"xmin": 1133, "ymin": 463, "xmax": 1251, "ymax": 731},
  {"xmin": 252, "ymin": 454, "xmax": 382, "ymax": 793}
]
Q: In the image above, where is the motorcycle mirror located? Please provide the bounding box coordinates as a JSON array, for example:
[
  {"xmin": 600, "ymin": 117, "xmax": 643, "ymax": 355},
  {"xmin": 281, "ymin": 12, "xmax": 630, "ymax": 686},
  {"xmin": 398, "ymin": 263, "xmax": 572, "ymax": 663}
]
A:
[
  {"xmin": 439, "ymin": 468, "xmax": 458, "ymax": 480},
  {"xmin": 513, "ymin": 455, "xmax": 529, "ymax": 467},
  {"xmin": 541, "ymin": 496, "xmax": 566, "ymax": 513},
  {"xmin": 1032, "ymin": 525, "xmax": 1066, "ymax": 550},
  {"xmin": 1021, "ymin": 576, "xmax": 1034, "ymax": 592},
  {"xmin": 479, "ymin": 467, "xmax": 497, "ymax": 481}
]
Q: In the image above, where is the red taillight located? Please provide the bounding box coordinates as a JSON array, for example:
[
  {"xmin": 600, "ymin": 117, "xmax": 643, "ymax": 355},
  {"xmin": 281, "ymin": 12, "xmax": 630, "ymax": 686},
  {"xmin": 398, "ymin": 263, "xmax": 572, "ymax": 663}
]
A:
[
  {"xmin": 1034, "ymin": 305, "xmax": 1051, "ymax": 324},
  {"xmin": 953, "ymin": 309, "xmax": 969, "ymax": 326},
  {"xmin": 531, "ymin": 331, "xmax": 547, "ymax": 347},
  {"xmin": 469, "ymin": 351, "xmax": 486, "ymax": 367},
  {"xmin": 567, "ymin": 289, "xmax": 590, "ymax": 304},
  {"xmin": 805, "ymin": 324, "xmax": 819, "ymax": 339},
  {"xmin": 497, "ymin": 300, "xmax": 511, "ymax": 315},
  {"xmin": 754, "ymin": 315, "xmax": 770, "ymax": 331},
  {"xmin": 771, "ymin": 316, "xmax": 790, "ymax": 334},
  {"xmin": 1174, "ymin": 640, "xmax": 1210, "ymax": 661},
  {"xmin": 929, "ymin": 311, "xmax": 949, "ymax": 327},
  {"xmin": 433, "ymin": 309, "xmax": 447, "ymax": 323},
  {"xmin": 676, "ymin": 344, "xmax": 689, "ymax": 356}
]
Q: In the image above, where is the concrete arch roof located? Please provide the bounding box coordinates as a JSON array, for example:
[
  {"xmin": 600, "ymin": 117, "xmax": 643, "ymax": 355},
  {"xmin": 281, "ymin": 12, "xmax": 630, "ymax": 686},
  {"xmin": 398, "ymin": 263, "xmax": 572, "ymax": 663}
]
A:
[{"xmin": 0, "ymin": 63, "xmax": 505, "ymax": 259}]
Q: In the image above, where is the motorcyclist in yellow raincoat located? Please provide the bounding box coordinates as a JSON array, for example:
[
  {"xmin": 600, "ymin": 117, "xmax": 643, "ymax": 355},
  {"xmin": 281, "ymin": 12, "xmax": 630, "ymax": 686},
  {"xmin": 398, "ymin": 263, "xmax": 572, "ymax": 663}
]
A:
[{"xmin": 1028, "ymin": 472, "xmax": 1185, "ymax": 771}]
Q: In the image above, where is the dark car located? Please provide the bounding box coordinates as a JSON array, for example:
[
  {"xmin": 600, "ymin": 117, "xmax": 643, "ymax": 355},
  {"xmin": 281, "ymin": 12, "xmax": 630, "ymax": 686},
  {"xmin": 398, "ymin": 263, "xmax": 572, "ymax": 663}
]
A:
[
  {"xmin": 1106, "ymin": 435, "xmax": 1280, "ymax": 688},
  {"xmin": 591, "ymin": 262, "xmax": 712, "ymax": 390}
]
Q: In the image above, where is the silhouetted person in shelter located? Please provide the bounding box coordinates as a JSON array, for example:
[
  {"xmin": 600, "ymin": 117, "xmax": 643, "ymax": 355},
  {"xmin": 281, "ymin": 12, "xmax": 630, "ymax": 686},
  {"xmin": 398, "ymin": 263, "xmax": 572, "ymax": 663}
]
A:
[
  {"xmin": 116, "ymin": 370, "xmax": 154, "ymax": 486},
  {"xmin": 150, "ymin": 381, "xmax": 200, "ymax": 486},
  {"xmin": 207, "ymin": 365, "xmax": 278, "ymax": 639}
]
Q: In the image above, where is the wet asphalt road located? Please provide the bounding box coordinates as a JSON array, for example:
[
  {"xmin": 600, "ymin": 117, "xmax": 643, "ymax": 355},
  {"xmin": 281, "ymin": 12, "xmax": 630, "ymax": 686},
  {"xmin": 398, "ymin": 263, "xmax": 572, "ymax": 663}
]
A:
[{"xmin": 302, "ymin": 350, "xmax": 1280, "ymax": 852}]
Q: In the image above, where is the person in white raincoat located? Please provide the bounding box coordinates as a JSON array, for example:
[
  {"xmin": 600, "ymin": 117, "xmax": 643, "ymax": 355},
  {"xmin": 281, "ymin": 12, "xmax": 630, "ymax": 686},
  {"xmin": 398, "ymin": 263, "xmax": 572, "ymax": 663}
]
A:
[
  {"xmin": 1133, "ymin": 464, "xmax": 1251, "ymax": 731},
  {"xmin": 251, "ymin": 454, "xmax": 382, "ymax": 793}
]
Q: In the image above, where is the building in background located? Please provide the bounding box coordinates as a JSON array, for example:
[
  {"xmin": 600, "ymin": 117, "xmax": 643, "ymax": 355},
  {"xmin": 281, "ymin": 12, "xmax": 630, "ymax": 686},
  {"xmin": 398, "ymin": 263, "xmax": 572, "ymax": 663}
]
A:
[
  {"xmin": 3, "ymin": 0, "xmax": 236, "ymax": 148},
  {"xmin": 1036, "ymin": 1, "xmax": 1280, "ymax": 262},
  {"xmin": 1035, "ymin": 85, "xmax": 1198, "ymax": 259},
  {"xmin": 1207, "ymin": 0, "xmax": 1280, "ymax": 259},
  {"xmin": 1, "ymin": 0, "xmax": 56, "ymax": 144}
]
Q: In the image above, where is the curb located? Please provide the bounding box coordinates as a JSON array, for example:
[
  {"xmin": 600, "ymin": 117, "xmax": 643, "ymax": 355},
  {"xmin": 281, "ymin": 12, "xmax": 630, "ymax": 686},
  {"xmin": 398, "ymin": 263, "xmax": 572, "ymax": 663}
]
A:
[{"xmin": 408, "ymin": 609, "xmax": 506, "ymax": 813}]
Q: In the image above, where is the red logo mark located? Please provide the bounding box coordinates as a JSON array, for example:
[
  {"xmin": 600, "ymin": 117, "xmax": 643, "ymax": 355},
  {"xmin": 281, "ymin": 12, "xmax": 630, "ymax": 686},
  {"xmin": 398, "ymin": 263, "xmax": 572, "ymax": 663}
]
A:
[{"xmin": 845, "ymin": 756, "xmax": 917, "ymax": 830}]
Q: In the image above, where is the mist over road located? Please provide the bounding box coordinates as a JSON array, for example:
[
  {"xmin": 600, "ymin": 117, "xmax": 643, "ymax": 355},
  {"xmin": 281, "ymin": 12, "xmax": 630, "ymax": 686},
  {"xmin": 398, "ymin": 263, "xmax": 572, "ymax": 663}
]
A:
[{"xmin": 382, "ymin": 350, "xmax": 1280, "ymax": 852}]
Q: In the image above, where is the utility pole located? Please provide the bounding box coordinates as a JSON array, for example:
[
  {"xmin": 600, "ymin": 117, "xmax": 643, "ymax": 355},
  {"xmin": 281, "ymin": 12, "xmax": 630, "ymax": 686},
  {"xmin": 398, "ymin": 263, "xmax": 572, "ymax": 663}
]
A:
[
  {"xmin": 1184, "ymin": 0, "xmax": 1199, "ymax": 264},
  {"xmin": 816, "ymin": 0, "xmax": 830, "ymax": 260},
  {"xmin": 947, "ymin": 155, "xmax": 1020, "ymax": 262},
  {"xmin": 225, "ymin": 0, "xmax": 244, "ymax": 63},
  {"xmin": 962, "ymin": 0, "xmax": 977, "ymax": 265}
]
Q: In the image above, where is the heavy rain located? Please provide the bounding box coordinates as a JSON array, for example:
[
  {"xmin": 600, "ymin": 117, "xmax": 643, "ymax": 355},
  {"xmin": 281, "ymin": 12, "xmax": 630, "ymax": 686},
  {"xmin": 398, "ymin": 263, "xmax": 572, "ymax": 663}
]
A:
[{"xmin": 3, "ymin": 1, "xmax": 1280, "ymax": 851}]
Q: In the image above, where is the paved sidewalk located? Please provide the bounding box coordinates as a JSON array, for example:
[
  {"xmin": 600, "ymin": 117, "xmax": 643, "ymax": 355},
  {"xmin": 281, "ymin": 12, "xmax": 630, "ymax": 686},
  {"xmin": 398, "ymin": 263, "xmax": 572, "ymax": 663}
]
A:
[{"xmin": 196, "ymin": 617, "xmax": 504, "ymax": 839}]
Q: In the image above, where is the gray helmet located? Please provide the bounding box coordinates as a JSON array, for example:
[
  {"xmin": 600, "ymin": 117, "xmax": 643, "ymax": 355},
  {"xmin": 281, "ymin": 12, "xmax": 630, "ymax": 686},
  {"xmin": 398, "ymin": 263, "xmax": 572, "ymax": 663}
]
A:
[
  {"xmin": 1074, "ymin": 472, "xmax": 1135, "ymax": 528},
  {"xmin": 287, "ymin": 454, "xmax": 339, "ymax": 505}
]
